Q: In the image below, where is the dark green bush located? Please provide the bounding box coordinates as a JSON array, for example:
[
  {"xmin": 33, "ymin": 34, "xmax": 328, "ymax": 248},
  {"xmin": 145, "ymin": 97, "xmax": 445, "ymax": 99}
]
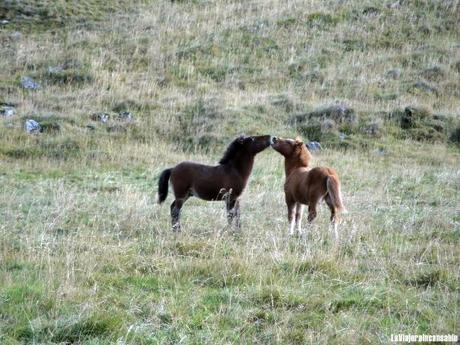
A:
[
  {"xmin": 45, "ymin": 69, "xmax": 93, "ymax": 85},
  {"xmin": 3, "ymin": 147, "xmax": 41, "ymax": 159},
  {"xmin": 449, "ymin": 126, "xmax": 460, "ymax": 145},
  {"xmin": 40, "ymin": 138, "xmax": 81, "ymax": 160},
  {"xmin": 40, "ymin": 120, "xmax": 61, "ymax": 133}
]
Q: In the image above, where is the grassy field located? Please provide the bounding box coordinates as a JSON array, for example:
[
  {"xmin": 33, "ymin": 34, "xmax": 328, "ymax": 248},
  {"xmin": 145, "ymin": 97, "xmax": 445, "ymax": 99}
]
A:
[{"xmin": 1, "ymin": 0, "xmax": 459, "ymax": 344}]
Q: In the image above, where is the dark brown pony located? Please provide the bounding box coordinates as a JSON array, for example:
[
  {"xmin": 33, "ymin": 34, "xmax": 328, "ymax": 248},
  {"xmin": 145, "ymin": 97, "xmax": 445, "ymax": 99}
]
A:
[
  {"xmin": 271, "ymin": 137, "xmax": 346, "ymax": 239},
  {"xmin": 158, "ymin": 135, "xmax": 274, "ymax": 231}
]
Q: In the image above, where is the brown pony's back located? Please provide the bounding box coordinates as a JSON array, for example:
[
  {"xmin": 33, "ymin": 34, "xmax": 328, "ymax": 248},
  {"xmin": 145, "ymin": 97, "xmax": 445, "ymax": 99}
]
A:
[
  {"xmin": 170, "ymin": 161, "xmax": 245, "ymax": 201},
  {"xmin": 271, "ymin": 137, "xmax": 346, "ymax": 238},
  {"xmin": 286, "ymin": 167, "xmax": 344, "ymax": 212},
  {"xmin": 158, "ymin": 135, "xmax": 274, "ymax": 231}
]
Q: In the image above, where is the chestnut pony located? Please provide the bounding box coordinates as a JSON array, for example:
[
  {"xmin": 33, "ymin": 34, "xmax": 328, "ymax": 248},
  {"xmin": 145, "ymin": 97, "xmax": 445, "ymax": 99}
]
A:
[
  {"xmin": 271, "ymin": 137, "xmax": 346, "ymax": 239},
  {"xmin": 158, "ymin": 135, "xmax": 274, "ymax": 231}
]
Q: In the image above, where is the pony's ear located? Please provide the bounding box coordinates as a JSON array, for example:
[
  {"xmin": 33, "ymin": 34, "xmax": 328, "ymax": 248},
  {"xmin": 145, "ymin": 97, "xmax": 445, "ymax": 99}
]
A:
[
  {"xmin": 295, "ymin": 136, "xmax": 304, "ymax": 146},
  {"xmin": 237, "ymin": 135, "xmax": 246, "ymax": 144}
]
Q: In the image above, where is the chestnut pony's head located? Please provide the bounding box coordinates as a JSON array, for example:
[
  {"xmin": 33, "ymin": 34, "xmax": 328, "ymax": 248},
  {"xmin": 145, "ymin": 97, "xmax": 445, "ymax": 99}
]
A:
[{"xmin": 271, "ymin": 137, "xmax": 312, "ymax": 168}]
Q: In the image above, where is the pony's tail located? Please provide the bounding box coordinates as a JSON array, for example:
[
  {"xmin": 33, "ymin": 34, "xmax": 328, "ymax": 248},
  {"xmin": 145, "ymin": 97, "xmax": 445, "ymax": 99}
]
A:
[
  {"xmin": 158, "ymin": 168, "xmax": 172, "ymax": 204},
  {"xmin": 326, "ymin": 175, "xmax": 347, "ymax": 214}
]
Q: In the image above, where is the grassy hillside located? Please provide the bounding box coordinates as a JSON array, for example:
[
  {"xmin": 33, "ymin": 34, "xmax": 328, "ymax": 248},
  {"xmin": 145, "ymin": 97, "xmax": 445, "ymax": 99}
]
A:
[{"xmin": 1, "ymin": 0, "xmax": 459, "ymax": 344}]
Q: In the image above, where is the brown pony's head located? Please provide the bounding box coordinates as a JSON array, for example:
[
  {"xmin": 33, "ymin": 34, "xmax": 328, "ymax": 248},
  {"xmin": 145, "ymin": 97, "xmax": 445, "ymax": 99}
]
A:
[
  {"xmin": 271, "ymin": 137, "xmax": 312, "ymax": 168},
  {"xmin": 219, "ymin": 135, "xmax": 273, "ymax": 164}
]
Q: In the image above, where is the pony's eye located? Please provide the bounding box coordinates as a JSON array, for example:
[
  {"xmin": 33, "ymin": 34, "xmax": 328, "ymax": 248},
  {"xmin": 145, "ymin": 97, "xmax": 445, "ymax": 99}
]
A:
[{"xmin": 250, "ymin": 137, "xmax": 254, "ymax": 142}]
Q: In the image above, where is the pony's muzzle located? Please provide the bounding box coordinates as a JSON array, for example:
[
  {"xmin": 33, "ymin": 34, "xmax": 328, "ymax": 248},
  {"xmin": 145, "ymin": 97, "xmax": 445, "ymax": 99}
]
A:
[{"xmin": 270, "ymin": 136, "xmax": 278, "ymax": 145}]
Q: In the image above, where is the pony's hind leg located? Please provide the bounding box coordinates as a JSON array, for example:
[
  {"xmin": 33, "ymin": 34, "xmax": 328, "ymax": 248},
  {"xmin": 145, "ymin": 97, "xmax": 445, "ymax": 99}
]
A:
[
  {"xmin": 307, "ymin": 202, "xmax": 318, "ymax": 223},
  {"xmin": 170, "ymin": 198, "xmax": 186, "ymax": 232},
  {"xmin": 325, "ymin": 195, "xmax": 339, "ymax": 241},
  {"xmin": 295, "ymin": 203, "xmax": 304, "ymax": 234}
]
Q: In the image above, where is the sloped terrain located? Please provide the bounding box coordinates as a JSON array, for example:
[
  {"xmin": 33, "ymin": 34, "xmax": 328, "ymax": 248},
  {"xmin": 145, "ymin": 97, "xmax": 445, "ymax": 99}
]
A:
[{"xmin": 0, "ymin": 0, "xmax": 459, "ymax": 344}]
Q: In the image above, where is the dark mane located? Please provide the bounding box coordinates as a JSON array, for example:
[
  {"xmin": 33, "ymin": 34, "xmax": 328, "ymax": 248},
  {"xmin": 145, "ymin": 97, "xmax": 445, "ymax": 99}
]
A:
[{"xmin": 219, "ymin": 138, "xmax": 243, "ymax": 164}]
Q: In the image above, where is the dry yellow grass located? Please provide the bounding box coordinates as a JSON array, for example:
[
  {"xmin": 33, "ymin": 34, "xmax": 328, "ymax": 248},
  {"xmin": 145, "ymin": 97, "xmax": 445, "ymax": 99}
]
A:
[{"xmin": 0, "ymin": 0, "xmax": 459, "ymax": 344}]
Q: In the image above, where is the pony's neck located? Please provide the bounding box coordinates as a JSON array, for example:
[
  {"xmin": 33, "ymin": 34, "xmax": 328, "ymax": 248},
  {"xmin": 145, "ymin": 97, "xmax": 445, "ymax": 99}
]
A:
[
  {"xmin": 228, "ymin": 154, "xmax": 255, "ymax": 178},
  {"xmin": 284, "ymin": 153, "xmax": 310, "ymax": 176}
]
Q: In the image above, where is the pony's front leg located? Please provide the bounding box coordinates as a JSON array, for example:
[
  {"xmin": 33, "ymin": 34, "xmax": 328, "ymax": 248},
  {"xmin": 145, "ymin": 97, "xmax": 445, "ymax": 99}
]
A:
[
  {"xmin": 171, "ymin": 199, "xmax": 185, "ymax": 232},
  {"xmin": 226, "ymin": 199, "xmax": 241, "ymax": 230},
  {"xmin": 286, "ymin": 199, "xmax": 296, "ymax": 236},
  {"xmin": 295, "ymin": 203, "xmax": 304, "ymax": 234},
  {"xmin": 233, "ymin": 199, "xmax": 241, "ymax": 230}
]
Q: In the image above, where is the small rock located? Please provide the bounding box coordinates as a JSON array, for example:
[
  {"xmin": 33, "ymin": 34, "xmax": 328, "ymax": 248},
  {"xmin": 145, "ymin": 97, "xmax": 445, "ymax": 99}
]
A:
[
  {"xmin": 306, "ymin": 141, "xmax": 322, "ymax": 152},
  {"xmin": 388, "ymin": 0, "xmax": 402, "ymax": 9},
  {"xmin": 90, "ymin": 112, "xmax": 110, "ymax": 123},
  {"xmin": 0, "ymin": 105, "xmax": 15, "ymax": 117},
  {"xmin": 385, "ymin": 68, "xmax": 401, "ymax": 80},
  {"xmin": 409, "ymin": 81, "xmax": 438, "ymax": 95},
  {"xmin": 48, "ymin": 65, "xmax": 64, "ymax": 73},
  {"xmin": 25, "ymin": 119, "xmax": 41, "ymax": 134},
  {"xmin": 10, "ymin": 31, "xmax": 22, "ymax": 41},
  {"xmin": 118, "ymin": 111, "xmax": 133, "ymax": 121},
  {"xmin": 1, "ymin": 20, "xmax": 9, "ymax": 25},
  {"xmin": 86, "ymin": 124, "xmax": 96, "ymax": 130},
  {"xmin": 20, "ymin": 76, "xmax": 40, "ymax": 90}
]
